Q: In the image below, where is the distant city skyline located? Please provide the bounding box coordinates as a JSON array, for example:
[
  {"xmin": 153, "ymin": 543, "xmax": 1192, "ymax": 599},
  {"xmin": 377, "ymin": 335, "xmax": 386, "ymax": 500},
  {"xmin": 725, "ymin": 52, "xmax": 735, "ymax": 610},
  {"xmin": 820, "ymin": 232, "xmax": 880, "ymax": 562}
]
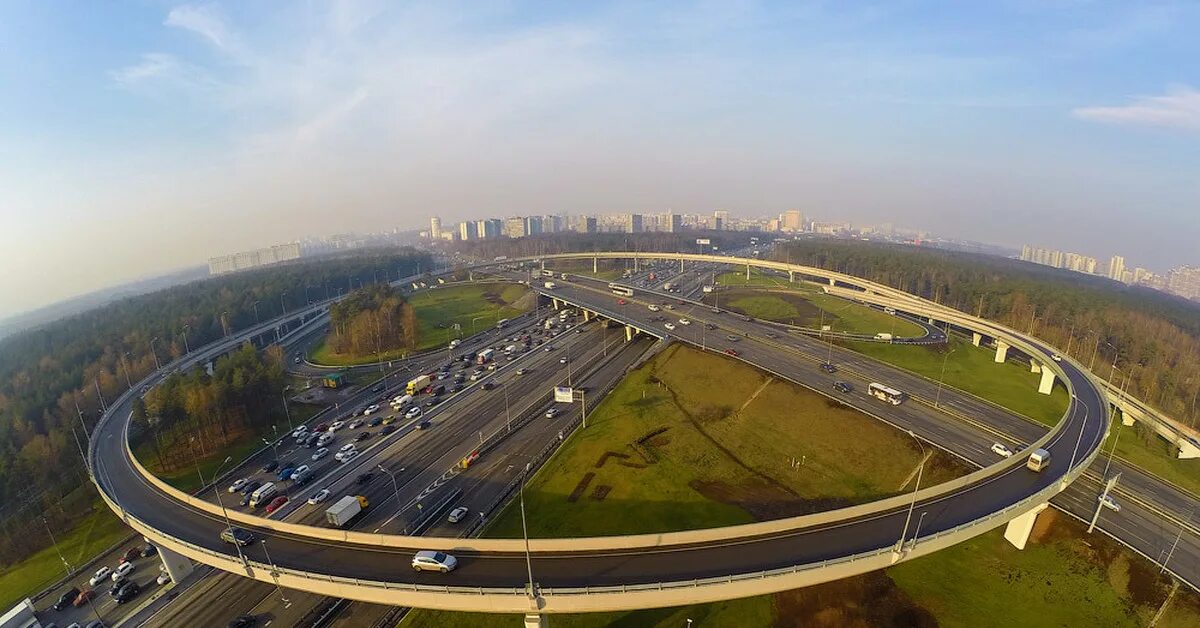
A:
[{"xmin": 3, "ymin": 2, "xmax": 1200, "ymax": 317}]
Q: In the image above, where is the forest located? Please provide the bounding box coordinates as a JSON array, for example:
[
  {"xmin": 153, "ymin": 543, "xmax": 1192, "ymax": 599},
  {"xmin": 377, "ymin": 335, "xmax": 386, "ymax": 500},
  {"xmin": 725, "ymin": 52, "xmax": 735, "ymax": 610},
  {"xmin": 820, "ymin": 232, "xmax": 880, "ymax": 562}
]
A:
[
  {"xmin": 777, "ymin": 239, "xmax": 1200, "ymax": 427},
  {"xmin": 326, "ymin": 285, "xmax": 417, "ymax": 357},
  {"xmin": 136, "ymin": 344, "xmax": 286, "ymax": 474},
  {"xmin": 0, "ymin": 248, "xmax": 429, "ymax": 566}
]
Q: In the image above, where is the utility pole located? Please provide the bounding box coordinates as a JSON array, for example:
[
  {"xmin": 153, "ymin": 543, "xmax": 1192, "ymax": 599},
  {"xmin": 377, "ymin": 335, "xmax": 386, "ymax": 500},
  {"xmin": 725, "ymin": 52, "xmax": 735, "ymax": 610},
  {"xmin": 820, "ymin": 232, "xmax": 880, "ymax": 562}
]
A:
[{"xmin": 1088, "ymin": 472, "xmax": 1120, "ymax": 533}]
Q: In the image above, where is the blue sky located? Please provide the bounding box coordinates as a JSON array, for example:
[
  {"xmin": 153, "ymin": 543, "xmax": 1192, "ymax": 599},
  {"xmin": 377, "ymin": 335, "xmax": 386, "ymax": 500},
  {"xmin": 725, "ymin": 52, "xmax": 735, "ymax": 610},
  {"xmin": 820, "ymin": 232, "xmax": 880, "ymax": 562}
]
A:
[{"xmin": 1, "ymin": 1, "xmax": 1198, "ymax": 317}]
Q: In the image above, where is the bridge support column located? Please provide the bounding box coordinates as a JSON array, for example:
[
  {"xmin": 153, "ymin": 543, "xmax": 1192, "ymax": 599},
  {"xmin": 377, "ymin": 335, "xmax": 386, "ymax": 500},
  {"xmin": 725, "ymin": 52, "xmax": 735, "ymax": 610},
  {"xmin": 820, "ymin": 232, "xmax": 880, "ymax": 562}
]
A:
[
  {"xmin": 1177, "ymin": 438, "xmax": 1200, "ymax": 460},
  {"xmin": 156, "ymin": 541, "xmax": 194, "ymax": 584},
  {"xmin": 680, "ymin": 257, "xmax": 684, "ymax": 273},
  {"xmin": 829, "ymin": 277, "xmax": 836, "ymax": 286},
  {"xmin": 1038, "ymin": 368, "xmax": 1055, "ymax": 395},
  {"xmin": 625, "ymin": 325, "xmax": 634, "ymax": 342},
  {"xmin": 746, "ymin": 264, "xmax": 751, "ymax": 281},
  {"xmin": 552, "ymin": 299, "xmax": 560, "ymax": 310},
  {"xmin": 582, "ymin": 310, "xmax": 592, "ymax": 322},
  {"xmin": 994, "ymin": 341, "xmax": 1009, "ymax": 363},
  {"xmin": 593, "ymin": 256, "xmax": 598, "ymax": 274},
  {"xmin": 927, "ymin": 317, "xmax": 935, "ymax": 325},
  {"xmin": 788, "ymin": 270, "xmax": 795, "ymax": 283},
  {"xmin": 972, "ymin": 332, "xmax": 982, "ymax": 347},
  {"xmin": 1030, "ymin": 361, "xmax": 1041, "ymax": 373},
  {"xmin": 1004, "ymin": 503, "xmax": 1049, "ymax": 550},
  {"xmin": 524, "ymin": 614, "xmax": 548, "ymax": 628},
  {"xmin": 1119, "ymin": 408, "xmax": 1136, "ymax": 427}
]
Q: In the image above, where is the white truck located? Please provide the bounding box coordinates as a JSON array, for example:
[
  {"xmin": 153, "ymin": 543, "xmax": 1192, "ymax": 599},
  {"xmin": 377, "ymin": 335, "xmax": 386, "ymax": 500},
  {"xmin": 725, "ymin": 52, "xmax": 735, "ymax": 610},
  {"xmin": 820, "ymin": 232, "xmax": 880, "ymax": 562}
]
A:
[
  {"xmin": 544, "ymin": 281, "xmax": 557, "ymax": 290},
  {"xmin": 874, "ymin": 333, "xmax": 894, "ymax": 341},
  {"xmin": 325, "ymin": 495, "xmax": 369, "ymax": 528}
]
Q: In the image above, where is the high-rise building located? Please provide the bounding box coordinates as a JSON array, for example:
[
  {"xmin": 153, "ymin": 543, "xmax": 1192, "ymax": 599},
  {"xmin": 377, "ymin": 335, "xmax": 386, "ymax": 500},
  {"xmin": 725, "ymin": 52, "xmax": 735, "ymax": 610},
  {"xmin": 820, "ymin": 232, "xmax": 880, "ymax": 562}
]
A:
[
  {"xmin": 572, "ymin": 215, "xmax": 597, "ymax": 233},
  {"xmin": 543, "ymin": 215, "xmax": 565, "ymax": 233},
  {"xmin": 713, "ymin": 210, "xmax": 730, "ymax": 230},
  {"xmin": 1108, "ymin": 255, "xmax": 1126, "ymax": 281},
  {"xmin": 626, "ymin": 214, "xmax": 643, "ymax": 233},
  {"xmin": 429, "ymin": 217, "xmax": 442, "ymax": 240},
  {"xmin": 458, "ymin": 221, "xmax": 475, "ymax": 241},
  {"xmin": 1166, "ymin": 266, "xmax": 1200, "ymax": 300},
  {"xmin": 664, "ymin": 213, "xmax": 682, "ymax": 233},
  {"xmin": 525, "ymin": 215, "xmax": 543, "ymax": 235},
  {"xmin": 208, "ymin": 242, "xmax": 302, "ymax": 275},
  {"xmin": 503, "ymin": 217, "xmax": 526, "ymax": 238},
  {"xmin": 782, "ymin": 210, "xmax": 805, "ymax": 232}
]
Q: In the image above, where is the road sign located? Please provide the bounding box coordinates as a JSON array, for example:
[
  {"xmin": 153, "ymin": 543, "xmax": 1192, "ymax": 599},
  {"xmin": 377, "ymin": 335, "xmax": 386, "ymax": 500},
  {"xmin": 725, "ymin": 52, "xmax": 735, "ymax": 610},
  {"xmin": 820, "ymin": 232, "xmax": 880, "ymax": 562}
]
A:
[
  {"xmin": 554, "ymin": 386, "xmax": 574, "ymax": 403},
  {"xmin": 696, "ymin": 238, "xmax": 711, "ymax": 245}
]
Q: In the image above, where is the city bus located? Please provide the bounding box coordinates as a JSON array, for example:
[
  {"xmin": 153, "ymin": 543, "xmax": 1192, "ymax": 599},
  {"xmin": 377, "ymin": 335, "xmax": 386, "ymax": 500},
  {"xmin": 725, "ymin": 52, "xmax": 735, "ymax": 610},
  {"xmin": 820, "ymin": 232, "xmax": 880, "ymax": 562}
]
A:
[
  {"xmin": 868, "ymin": 383, "xmax": 906, "ymax": 406},
  {"xmin": 609, "ymin": 283, "xmax": 634, "ymax": 297}
]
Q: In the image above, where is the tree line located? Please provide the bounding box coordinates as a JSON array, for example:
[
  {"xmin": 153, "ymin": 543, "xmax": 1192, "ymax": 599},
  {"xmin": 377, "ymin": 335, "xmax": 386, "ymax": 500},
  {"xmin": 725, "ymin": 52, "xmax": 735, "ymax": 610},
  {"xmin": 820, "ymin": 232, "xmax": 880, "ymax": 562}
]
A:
[
  {"xmin": 327, "ymin": 285, "xmax": 417, "ymax": 357},
  {"xmin": 0, "ymin": 248, "xmax": 430, "ymax": 567},
  {"xmin": 776, "ymin": 239, "xmax": 1200, "ymax": 427}
]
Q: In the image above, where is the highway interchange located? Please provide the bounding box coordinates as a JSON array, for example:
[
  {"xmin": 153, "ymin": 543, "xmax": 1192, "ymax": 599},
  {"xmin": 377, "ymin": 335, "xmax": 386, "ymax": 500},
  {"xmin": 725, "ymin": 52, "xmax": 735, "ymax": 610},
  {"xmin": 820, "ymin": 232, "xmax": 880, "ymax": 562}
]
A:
[{"xmin": 68, "ymin": 252, "xmax": 1198, "ymax": 622}]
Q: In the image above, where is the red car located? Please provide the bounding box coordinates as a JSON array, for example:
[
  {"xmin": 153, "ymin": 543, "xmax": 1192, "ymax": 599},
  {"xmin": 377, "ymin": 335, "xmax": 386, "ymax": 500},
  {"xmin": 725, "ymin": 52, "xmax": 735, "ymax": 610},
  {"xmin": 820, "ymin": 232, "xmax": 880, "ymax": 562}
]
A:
[
  {"xmin": 314, "ymin": 423, "xmax": 329, "ymax": 432},
  {"xmin": 724, "ymin": 349, "xmax": 740, "ymax": 357},
  {"xmin": 123, "ymin": 547, "xmax": 141, "ymax": 562},
  {"xmin": 617, "ymin": 299, "xmax": 626, "ymax": 305},
  {"xmin": 74, "ymin": 589, "xmax": 96, "ymax": 607},
  {"xmin": 265, "ymin": 496, "xmax": 289, "ymax": 514}
]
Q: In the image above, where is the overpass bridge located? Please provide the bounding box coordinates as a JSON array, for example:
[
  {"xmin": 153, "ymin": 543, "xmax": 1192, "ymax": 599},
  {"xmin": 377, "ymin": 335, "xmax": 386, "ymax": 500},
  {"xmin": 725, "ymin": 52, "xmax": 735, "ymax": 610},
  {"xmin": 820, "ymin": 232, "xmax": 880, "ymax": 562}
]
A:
[{"xmin": 89, "ymin": 252, "xmax": 1110, "ymax": 622}]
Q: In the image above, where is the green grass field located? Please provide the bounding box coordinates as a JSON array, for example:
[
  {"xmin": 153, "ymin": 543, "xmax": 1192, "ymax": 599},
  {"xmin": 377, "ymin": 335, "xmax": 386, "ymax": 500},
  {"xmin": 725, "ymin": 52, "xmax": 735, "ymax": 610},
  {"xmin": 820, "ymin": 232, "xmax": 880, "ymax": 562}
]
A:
[
  {"xmin": 0, "ymin": 507, "xmax": 130, "ymax": 610},
  {"xmin": 311, "ymin": 282, "xmax": 531, "ymax": 365},
  {"xmin": 712, "ymin": 270, "xmax": 925, "ymax": 337},
  {"xmin": 1103, "ymin": 419, "xmax": 1200, "ymax": 497}
]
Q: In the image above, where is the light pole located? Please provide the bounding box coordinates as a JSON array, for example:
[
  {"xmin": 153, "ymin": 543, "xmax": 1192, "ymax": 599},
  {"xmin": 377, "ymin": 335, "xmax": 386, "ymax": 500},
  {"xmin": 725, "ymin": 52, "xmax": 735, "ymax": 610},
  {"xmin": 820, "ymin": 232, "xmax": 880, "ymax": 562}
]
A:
[
  {"xmin": 261, "ymin": 435, "xmax": 280, "ymax": 467},
  {"xmin": 1161, "ymin": 507, "xmax": 1195, "ymax": 574},
  {"xmin": 210, "ymin": 456, "xmax": 248, "ymax": 566},
  {"xmin": 280, "ymin": 386, "xmax": 294, "ymax": 430},
  {"xmin": 221, "ymin": 310, "xmax": 230, "ymax": 337},
  {"xmin": 934, "ymin": 347, "xmax": 957, "ymax": 408},
  {"xmin": 149, "ymin": 337, "xmax": 161, "ymax": 370},
  {"xmin": 42, "ymin": 516, "xmax": 73, "ymax": 577},
  {"xmin": 895, "ymin": 430, "xmax": 926, "ymax": 554},
  {"xmin": 519, "ymin": 462, "xmax": 535, "ymax": 598},
  {"xmin": 1067, "ymin": 396, "xmax": 1090, "ymax": 473},
  {"xmin": 118, "ymin": 352, "xmax": 133, "ymax": 388},
  {"xmin": 378, "ymin": 465, "xmax": 403, "ymax": 524},
  {"xmin": 252, "ymin": 301, "xmax": 261, "ymax": 324},
  {"xmin": 182, "ymin": 325, "xmax": 191, "ymax": 355},
  {"xmin": 259, "ymin": 539, "xmax": 291, "ymax": 608},
  {"xmin": 280, "ymin": 291, "xmax": 288, "ymax": 315}
]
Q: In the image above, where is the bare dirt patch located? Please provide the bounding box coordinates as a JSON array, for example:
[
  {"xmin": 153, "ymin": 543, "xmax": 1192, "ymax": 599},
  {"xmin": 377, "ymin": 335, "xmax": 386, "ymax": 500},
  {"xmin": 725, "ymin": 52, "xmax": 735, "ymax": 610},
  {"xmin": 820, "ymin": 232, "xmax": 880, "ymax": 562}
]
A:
[{"xmin": 772, "ymin": 570, "xmax": 938, "ymax": 628}]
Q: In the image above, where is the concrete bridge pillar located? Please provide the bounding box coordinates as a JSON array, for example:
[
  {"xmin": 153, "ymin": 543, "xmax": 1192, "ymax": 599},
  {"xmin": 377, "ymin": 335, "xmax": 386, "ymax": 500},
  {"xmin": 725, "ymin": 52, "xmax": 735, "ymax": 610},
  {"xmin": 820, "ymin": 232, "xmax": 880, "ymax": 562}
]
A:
[
  {"xmin": 552, "ymin": 299, "xmax": 560, "ymax": 311},
  {"xmin": 679, "ymin": 257, "xmax": 684, "ymax": 273},
  {"xmin": 1030, "ymin": 361, "xmax": 1041, "ymax": 373},
  {"xmin": 540, "ymin": 259, "xmax": 545, "ymax": 271},
  {"xmin": 927, "ymin": 317, "xmax": 935, "ymax": 325},
  {"xmin": 625, "ymin": 325, "xmax": 634, "ymax": 342},
  {"xmin": 828, "ymin": 277, "xmax": 836, "ymax": 287},
  {"xmin": 1177, "ymin": 439, "xmax": 1200, "ymax": 460},
  {"xmin": 582, "ymin": 310, "xmax": 592, "ymax": 322},
  {"xmin": 593, "ymin": 257, "xmax": 598, "ymax": 274},
  {"xmin": 746, "ymin": 264, "xmax": 751, "ymax": 281},
  {"xmin": 524, "ymin": 614, "xmax": 548, "ymax": 628},
  {"xmin": 1004, "ymin": 503, "xmax": 1049, "ymax": 550},
  {"xmin": 1119, "ymin": 408, "xmax": 1136, "ymax": 427},
  {"xmin": 156, "ymin": 541, "xmax": 194, "ymax": 584},
  {"xmin": 972, "ymin": 332, "xmax": 983, "ymax": 347},
  {"xmin": 1038, "ymin": 368, "xmax": 1056, "ymax": 395},
  {"xmin": 788, "ymin": 270, "xmax": 795, "ymax": 283},
  {"xmin": 994, "ymin": 341, "xmax": 1009, "ymax": 363}
]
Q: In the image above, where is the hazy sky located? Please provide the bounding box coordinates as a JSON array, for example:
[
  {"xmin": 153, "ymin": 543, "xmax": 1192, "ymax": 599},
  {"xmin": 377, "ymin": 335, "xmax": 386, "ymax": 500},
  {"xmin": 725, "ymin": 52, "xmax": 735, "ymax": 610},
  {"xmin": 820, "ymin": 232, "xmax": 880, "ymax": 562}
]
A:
[{"xmin": 2, "ymin": 1, "xmax": 1198, "ymax": 318}]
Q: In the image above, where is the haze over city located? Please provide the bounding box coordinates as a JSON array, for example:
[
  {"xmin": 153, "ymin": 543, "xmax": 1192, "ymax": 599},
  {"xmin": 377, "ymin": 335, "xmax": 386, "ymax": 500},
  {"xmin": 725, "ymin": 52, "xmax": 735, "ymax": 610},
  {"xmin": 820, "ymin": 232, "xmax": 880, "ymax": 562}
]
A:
[{"xmin": 3, "ymin": 1, "xmax": 1199, "ymax": 317}]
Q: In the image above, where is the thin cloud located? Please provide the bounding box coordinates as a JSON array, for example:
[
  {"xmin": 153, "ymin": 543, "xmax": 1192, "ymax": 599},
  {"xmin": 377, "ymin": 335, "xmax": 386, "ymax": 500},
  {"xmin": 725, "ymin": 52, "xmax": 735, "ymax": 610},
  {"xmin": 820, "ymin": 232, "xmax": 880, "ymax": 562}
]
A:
[
  {"xmin": 1072, "ymin": 86, "xmax": 1200, "ymax": 130},
  {"xmin": 166, "ymin": 4, "xmax": 238, "ymax": 55},
  {"xmin": 111, "ymin": 53, "xmax": 179, "ymax": 85}
]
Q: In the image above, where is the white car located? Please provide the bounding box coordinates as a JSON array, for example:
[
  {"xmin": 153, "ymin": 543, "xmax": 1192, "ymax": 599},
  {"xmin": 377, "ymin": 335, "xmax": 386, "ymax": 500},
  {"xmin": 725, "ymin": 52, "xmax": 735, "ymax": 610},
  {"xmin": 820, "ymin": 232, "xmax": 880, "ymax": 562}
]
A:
[
  {"xmin": 334, "ymin": 445, "xmax": 357, "ymax": 462},
  {"xmin": 227, "ymin": 478, "xmax": 249, "ymax": 493},
  {"xmin": 1052, "ymin": 353, "xmax": 1063, "ymax": 362},
  {"xmin": 678, "ymin": 318, "xmax": 691, "ymax": 325},
  {"xmin": 329, "ymin": 420, "xmax": 345, "ymax": 431},
  {"xmin": 90, "ymin": 566, "xmax": 112, "ymax": 586},
  {"xmin": 363, "ymin": 405, "xmax": 380, "ymax": 416},
  {"xmin": 411, "ymin": 550, "xmax": 457, "ymax": 573},
  {"xmin": 311, "ymin": 447, "xmax": 330, "ymax": 461},
  {"xmin": 405, "ymin": 407, "xmax": 423, "ymax": 419},
  {"xmin": 990, "ymin": 443, "xmax": 1014, "ymax": 458},
  {"xmin": 156, "ymin": 571, "xmax": 171, "ymax": 586},
  {"xmin": 307, "ymin": 489, "xmax": 331, "ymax": 505},
  {"xmin": 291, "ymin": 464, "xmax": 310, "ymax": 479},
  {"xmin": 291, "ymin": 427, "xmax": 308, "ymax": 439},
  {"xmin": 664, "ymin": 322, "xmax": 676, "ymax": 331},
  {"xmin": 348, "ymin": 419, "xmax": 364, "ymax": 429},
  {"xmin": 447, "ymin": 506, "xmax": 469, "ymax": 523},
  {"xmin": 1098, "ymin": 494, "xmax": 1121, "ymax": 512},
  {"xmin": 647, "ymin": 304, "xmax": 661, "ymax": 312},
  {"xmin": 516, "ymin": 368, "xmax": 528, "ymax": 375},
  {"xmin": 545, "ymin": 408, "xmax": 559, "ymax": 419},
  {"xmin": 339, "ymin": 450, "xmax": 360, "ymax": 464},
  {"xmin": 111, "ymin": 561, "xmax": 134, "ymax": 582},
  {"xmin": 559, "ymin": 356, "xmax": 568, "ymax": 364}
]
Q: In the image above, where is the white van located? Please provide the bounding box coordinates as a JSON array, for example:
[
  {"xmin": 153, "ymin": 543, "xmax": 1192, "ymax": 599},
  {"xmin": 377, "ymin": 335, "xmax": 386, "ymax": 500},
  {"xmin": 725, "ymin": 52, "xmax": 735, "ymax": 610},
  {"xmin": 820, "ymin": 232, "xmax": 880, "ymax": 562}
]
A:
[
  {"xmin": 1026, "ymin": 448, "xmax": 1051, "ymax": 472},
  {"xmin": 249, "ymin": 482, "xmax": 278, "ymax": 508}
]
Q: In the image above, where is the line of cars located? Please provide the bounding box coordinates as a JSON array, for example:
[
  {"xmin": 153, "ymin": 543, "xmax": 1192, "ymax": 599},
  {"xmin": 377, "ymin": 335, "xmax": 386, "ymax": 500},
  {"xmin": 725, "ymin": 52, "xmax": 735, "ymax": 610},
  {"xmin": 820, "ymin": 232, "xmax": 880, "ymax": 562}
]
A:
[{"xmin": 50, "ymin": 544, "xmax": 160, "ymax": 621}]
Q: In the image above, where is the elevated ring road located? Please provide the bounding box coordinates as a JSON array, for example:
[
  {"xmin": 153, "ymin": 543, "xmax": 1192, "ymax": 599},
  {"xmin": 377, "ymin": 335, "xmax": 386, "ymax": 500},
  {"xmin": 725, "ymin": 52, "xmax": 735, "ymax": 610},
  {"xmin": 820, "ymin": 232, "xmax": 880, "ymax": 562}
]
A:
[{"xmin": 88, "ymin": 253, "xmax": 1108, "ymax": 614}]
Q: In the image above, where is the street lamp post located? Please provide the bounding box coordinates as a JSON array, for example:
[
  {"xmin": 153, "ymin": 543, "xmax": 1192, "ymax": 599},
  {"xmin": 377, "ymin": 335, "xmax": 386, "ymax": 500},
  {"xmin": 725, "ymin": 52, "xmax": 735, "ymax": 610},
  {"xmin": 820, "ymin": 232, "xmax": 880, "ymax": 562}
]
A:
[
  {"xmin": 149, "ymin": 337, "xmax": 161, "ymax": 370},
  {"xmin": 1067, "ymin": 396, "xmax": 1090, "ymax": 473},
  {"xmin": 118, "ymin": 352, "xmax": 133, "ymax": 389},
  {"xmin": 42, "ymin": 516, "xmax": 73, "ymax": 578},
  {"xmin": 378, "ymin": 465, "xmax": 402, "ymax": 526},
  {"xmin": 209, "ymin": 456, "xmax": 248, "ymax": 566},
  {"xmin": 934, "ymin": 347, "xmax": 957, "ymax": 408},
  {"xmin": 280, "ymin": 386, "xmax": 294, "ymax": 430},
  {"xmin": 895, "ymin": 430, "xmax": 926, "ymax": 554},
  {"xmin": 182, "ymin": 325, "xmax": 191, "ymax": 355},
  {"xmin": 280, "ymin": 292, "xmax": 288, "ymax": 315},
  {"xmin": 259, "ymin": 539, "xmax": 291, "ymax": 607},
  {"xmin": 519, "ymin": 462, "xmax": 536, "ymax": 598},
  {"xmin": 252, "ymin": 301, "xmax": 261, "ymax": 324}
]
